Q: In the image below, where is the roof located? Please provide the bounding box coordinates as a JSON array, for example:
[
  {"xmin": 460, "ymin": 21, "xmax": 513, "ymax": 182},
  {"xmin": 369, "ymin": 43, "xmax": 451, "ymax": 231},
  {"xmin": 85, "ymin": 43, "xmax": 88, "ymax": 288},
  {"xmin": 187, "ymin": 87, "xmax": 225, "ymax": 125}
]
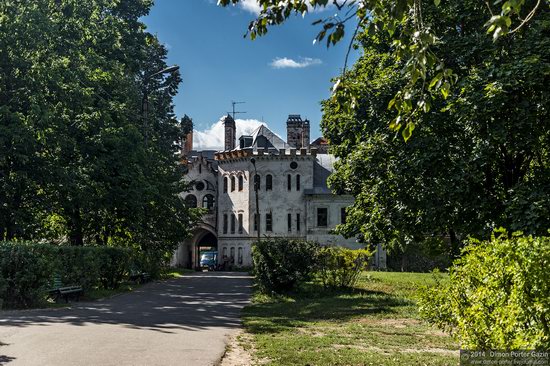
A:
[
  {"xmin": 311, "ymin": 137, "xmax": 329, "ymax": 146},
  {"xmin": 308, "ymin": 154, "xmax": 338, "ymax": 194},
  {"xmin": 247, "ymin": 124, "xmax": 289, "ymax": 151}
]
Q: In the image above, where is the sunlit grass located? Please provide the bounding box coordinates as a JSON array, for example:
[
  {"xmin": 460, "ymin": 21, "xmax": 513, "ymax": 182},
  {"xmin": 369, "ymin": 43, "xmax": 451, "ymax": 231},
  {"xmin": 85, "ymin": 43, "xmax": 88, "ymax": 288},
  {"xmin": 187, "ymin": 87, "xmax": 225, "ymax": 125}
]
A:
[{"xmin": 240, "ymin": 271, "xmax": 458, "ymax": 366}]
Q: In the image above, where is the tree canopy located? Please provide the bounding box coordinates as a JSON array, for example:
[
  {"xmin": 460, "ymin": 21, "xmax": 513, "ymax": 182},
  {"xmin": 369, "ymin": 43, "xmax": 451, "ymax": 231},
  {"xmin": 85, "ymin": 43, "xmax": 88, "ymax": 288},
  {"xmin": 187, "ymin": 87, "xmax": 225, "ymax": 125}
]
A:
[
  {"xmin": 321, "ymin": 1, "xmax": 549, "ymax": 255},
  {"xmin": 0, "ymin": 0, "xmax": 197, "ymax": 254}
]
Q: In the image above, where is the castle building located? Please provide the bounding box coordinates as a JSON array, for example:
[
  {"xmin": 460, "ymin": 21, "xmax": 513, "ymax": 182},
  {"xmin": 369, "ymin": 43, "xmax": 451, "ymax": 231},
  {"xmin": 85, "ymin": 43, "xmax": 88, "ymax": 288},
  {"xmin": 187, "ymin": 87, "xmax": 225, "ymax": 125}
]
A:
[{"xmin": 173, "ymin": 114, "xmax": 386, "ymax": 269}]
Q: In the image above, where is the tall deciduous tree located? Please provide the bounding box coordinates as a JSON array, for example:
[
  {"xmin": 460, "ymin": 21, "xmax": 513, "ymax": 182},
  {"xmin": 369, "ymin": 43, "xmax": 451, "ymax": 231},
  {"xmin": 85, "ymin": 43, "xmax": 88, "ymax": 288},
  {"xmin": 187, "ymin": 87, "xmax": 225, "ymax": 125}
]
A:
[
  {"xmin": 0, "ymin": 0, "xmax": 197, "ymax": 255},
  {"xmin": 321, "ymin": 2, "xmax": 549, "ymax": 256}
]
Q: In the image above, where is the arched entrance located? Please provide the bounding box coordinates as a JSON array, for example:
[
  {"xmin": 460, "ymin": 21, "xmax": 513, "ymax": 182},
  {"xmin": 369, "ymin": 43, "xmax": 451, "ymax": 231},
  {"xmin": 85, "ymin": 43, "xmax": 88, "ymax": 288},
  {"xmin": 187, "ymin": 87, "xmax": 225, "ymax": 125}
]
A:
[
  {"xmin": 194, "ymin": 230, "xmax": 218, "ymax": 269},
  {"xmin": 172, "ymin": 227, "xmax": 218, "ymax": 269}
]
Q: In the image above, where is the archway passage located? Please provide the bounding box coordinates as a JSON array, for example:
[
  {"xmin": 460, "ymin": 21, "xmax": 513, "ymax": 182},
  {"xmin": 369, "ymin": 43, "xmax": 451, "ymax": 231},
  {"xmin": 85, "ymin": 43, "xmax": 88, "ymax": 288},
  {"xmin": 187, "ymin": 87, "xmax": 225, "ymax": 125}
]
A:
[{"xmin": 195, "ymin": 231, "xmax": 218, "ymax": 269}]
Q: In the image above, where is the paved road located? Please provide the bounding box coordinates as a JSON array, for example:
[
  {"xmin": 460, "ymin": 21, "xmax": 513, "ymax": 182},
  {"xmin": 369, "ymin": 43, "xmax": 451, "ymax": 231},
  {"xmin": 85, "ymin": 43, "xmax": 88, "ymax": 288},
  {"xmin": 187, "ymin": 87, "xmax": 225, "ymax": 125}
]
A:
[{"xmin": 0, "ymin": 272, "xmax": 252, "ymax": 366}]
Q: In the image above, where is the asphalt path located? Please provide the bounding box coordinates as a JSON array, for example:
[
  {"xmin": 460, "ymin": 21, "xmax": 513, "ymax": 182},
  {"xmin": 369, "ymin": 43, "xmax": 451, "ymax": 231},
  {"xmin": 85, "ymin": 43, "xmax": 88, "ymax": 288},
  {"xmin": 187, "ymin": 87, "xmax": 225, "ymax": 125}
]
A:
[{"xmin": 0, "ymin": 272, "xmax": 252, "ymax": 366}]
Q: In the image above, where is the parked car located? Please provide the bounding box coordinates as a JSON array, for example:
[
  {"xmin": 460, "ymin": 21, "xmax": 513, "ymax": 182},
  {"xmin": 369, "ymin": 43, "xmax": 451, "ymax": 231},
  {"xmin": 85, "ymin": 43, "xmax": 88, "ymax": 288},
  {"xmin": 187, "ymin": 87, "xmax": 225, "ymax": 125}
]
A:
[{"xmin": 200, "ymin": 251, "xmax": 218, "ymax": 271}]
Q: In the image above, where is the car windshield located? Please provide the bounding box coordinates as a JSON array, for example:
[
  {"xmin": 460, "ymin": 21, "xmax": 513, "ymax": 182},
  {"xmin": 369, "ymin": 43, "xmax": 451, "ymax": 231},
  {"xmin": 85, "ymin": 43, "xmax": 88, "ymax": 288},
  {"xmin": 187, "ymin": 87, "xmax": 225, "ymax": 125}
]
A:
[{"xmin": 201, "ymin": 253, "xmax": 215, "ymax": 260}]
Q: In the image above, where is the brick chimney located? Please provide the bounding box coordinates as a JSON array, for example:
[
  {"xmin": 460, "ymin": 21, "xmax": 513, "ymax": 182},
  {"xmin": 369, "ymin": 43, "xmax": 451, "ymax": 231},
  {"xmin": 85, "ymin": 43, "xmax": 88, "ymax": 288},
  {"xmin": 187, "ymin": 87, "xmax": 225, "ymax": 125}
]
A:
[
  {"xmin": 286, "ymin": 115, "xmax": 310, "ymax": 149},
  {"xmin": 223, "ymin": 114, "xmax": 236, "ymax": 151}
]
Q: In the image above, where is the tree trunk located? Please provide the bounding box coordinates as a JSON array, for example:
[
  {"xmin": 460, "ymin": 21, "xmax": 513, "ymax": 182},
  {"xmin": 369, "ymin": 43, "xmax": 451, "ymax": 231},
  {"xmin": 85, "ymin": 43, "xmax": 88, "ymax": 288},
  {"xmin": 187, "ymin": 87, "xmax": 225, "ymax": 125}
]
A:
[{"xmin": 69, "ymin": 208, "xmax": 84, "ymax": 246}]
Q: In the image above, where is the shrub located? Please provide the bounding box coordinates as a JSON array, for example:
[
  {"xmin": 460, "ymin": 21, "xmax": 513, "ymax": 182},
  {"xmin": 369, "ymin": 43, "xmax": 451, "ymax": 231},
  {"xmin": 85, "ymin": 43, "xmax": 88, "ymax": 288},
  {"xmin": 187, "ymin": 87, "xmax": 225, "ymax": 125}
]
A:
[
  {"xmin": 317, "ymin": 246, "xmax": 373, "ymax": 289},
  {"xmin": 252, "ymin": 238, "xmax": 320, "ymax": 293},
  {"xmin": 418, "ymin": 230, "xmax": 550, "ymax": 349},
  {"xmin": 0, "ymin": 243, "xmax": 54, "ymax": 309},
  {"xmin": 0, "ymin": 242, "xmax": 135, "ymax": 308}
]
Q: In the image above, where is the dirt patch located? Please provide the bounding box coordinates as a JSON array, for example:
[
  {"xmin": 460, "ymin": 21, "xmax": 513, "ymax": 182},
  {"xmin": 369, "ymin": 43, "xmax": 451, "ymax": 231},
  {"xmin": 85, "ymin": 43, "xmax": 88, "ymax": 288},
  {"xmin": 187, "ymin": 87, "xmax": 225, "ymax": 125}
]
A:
[
  {"xmin": 332, "ymin": 344, "xmax": 457, "ymax": 356},
  {"xmin": 400, "ymin": 347, "xmax": 459, "ymax": 355},
  {"xmin": 219, "ymin": 330, "xmax": 256, "ymax": 366},
  {"xmin": 358, "ymin": 318, "xmax": 422, "ymax": 328}
]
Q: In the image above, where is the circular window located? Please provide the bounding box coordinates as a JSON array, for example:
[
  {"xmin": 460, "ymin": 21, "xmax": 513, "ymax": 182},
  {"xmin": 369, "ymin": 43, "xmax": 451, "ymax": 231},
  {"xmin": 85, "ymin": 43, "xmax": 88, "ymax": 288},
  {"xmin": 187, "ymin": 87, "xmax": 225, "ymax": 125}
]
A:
[
  {"xmin": 290, "ymin": 161, "xmax": 298, "ymax": 169},
  {"xmin": 195, "ymin": 181, "xmax": 205, "ymax": 191}
]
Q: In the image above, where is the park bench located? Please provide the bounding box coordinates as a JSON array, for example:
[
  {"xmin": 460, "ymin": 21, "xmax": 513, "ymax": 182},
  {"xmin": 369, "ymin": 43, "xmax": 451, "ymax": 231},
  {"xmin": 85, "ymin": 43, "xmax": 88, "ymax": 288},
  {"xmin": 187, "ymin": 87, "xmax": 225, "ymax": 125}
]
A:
[
  {"xmin": 128, "ymin": 269, "xmax": 150, "ymax": 284},
  {"xmin": 48, "ymin": 275, "xmax": 83, "ymax": 303}
]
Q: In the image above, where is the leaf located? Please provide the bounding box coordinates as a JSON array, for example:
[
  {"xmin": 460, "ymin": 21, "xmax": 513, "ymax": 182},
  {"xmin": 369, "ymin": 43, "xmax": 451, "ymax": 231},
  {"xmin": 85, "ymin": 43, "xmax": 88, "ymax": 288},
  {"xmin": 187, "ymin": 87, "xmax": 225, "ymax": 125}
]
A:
[{"xmin": 402, "ymin": 121, "xmax": 415, "ymax": 141}]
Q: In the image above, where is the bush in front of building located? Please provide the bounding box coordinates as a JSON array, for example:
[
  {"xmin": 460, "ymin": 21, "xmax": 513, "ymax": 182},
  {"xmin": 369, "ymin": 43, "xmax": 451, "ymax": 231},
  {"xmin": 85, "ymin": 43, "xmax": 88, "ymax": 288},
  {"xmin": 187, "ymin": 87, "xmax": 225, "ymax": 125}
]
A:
[
  {"xmin": 317, "ymin": 246, "xmax": 373, "ymax": 289},
  {"xmin": 252, "ymin": 238, "xmax": 320, "ymax": 293},
  {"xmin": 418, "ymin": 230, "xmax": 550, "ymax": 349},
  {"xmin": 0, "ymin": 242, "xmax": 135, "ymax": 309}
]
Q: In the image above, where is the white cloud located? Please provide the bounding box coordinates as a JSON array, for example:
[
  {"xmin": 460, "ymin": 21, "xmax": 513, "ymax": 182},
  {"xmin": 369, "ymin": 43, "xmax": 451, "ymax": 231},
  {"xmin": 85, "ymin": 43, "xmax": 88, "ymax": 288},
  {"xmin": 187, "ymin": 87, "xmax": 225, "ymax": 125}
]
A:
[
  {"xmin": 235, "ymin": 0, "xmax": 332, "ymax": 15},
  {"xmin": 270, "ymin": 57, "xmax": 322, "ymax": 69},
  {"xmin": 193, "ymin": 116, "xmax": 267, "ymax": 150},
  {"xmin": 238, "ymin": 0, "xmax": 262, "ymax": 14}
]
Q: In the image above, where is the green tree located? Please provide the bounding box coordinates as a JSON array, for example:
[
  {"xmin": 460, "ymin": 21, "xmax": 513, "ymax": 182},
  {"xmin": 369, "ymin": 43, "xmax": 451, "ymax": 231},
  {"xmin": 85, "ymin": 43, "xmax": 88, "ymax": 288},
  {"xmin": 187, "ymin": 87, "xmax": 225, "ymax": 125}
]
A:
[
  {"xmin": 0, "ymin": 1, "xmax": 197, "ymax": 257},
  {"xmin": 321, "ymin": 2, "xmax": 549, "ymax": 257}
]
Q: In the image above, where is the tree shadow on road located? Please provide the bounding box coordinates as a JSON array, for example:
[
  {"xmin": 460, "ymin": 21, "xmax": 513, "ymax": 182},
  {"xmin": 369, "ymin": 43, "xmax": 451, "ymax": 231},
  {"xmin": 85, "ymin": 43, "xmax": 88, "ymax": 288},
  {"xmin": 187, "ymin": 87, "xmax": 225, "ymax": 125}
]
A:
[
  {"xmin": 0, "ymin": 273, "xmax": 253, "ymax": 334},
  {"xmin": 0, "ymin": 355, "xmax": 16, "ymax": 365}
]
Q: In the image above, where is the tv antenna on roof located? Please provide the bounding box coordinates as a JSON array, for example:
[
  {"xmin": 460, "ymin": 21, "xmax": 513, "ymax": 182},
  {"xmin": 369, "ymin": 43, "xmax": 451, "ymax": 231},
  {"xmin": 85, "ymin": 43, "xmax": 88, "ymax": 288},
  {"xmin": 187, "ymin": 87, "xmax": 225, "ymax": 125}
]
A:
[{"xmin": 229, "ymin": 101, "xmax": 246, "ymax": 120}]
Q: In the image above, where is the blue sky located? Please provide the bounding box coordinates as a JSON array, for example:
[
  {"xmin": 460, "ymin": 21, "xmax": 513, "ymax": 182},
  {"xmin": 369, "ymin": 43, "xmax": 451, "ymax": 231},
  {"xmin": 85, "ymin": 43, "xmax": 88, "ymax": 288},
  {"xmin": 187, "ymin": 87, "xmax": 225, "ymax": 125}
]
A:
[{"xmin": 144, "ymin": 0, "xmax": 359, "ymax": 149}]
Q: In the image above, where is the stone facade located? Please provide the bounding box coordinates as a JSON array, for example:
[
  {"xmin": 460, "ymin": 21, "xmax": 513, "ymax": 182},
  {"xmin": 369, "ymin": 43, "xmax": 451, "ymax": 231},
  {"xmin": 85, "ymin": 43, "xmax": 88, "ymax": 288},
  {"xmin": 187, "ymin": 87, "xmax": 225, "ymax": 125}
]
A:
[{"xmin": 173, "ymin": 114, "xmax": 387, "ymax": 269}]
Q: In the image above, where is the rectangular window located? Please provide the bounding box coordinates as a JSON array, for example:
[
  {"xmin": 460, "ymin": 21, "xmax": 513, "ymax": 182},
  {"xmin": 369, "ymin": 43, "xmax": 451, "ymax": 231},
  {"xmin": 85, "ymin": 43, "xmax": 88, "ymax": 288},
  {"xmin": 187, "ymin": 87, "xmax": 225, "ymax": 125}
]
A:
[
  {"xmin": 296, "ymin": 175, "xmax": 301, "ymax": 191},
  {"xmin": 254, "ymin": 213, "xmax": 259, "ymax": 231},
  {"xmin": 266, "ymin": 175, "xmax": 273, "ymax": 190},
  {"xmin": 231, "ymin": 214, "xmax": 235, "ymax": 234},
  {"xmin": 296, "ymin": 213, "xmax": 301, "ymax": 232},
  {"xmin": 223, "ymin": 214, "xmax": 228, "ymax": 234},
  {"xmin": 287, "ymin": 213, "xmax": 292, "ymax": 232},
  {"xmin": 238, "ymin": 213, "xmax": 243, "ymax": 234},
  {"xmin": 266, "ymin": 213, "xmax": 273, "ymax": 232},
  {"xmin": 287, "ymin": 174, "xmax": 291, "ymax": 191},
  {"xmin": 341, "ymin": 207, "xmax": 347, "ymax": 224},
  {"xmin": 238, "ymin": 247, "xmax": 243, "ymax": 265},
  {"xmin": 317, "ymin": 208, "xmax": 328, "ymax": 227}
]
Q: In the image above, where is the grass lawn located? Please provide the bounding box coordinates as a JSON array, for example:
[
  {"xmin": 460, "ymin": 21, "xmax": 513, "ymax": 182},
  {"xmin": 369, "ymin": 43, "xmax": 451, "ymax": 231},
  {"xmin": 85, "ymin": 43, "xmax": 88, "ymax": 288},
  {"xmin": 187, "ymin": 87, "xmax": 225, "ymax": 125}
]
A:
[{"xmin": 240, "ymin": 271, "xmax": 459, "ymax": 366}]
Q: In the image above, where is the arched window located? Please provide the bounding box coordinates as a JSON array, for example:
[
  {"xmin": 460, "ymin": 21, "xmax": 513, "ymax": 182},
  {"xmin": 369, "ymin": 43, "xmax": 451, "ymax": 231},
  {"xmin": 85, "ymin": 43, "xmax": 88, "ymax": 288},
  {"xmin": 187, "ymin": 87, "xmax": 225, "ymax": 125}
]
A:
[
  {"xmin": 230, "ymin": 176, "xmax": 236, "ymax": 191},
  {"xmin": 238, "ymin": 175, "xmax": 243, "ymax": 191},
  {"xmin": 266, "ymin": 174, "xmax": 273, "ymax": 191},
  {"xmin": 296, "ymin": 174, "xmax": 301, "ymax": 191},
  {"xmin": 202, "ymin": 194, "xmax": 215, "ymax": 209},
  {"xmin": 184, "ymin": 195, "xmax": 197, "ymax": 208},
  {"xmin": 223, "ymin": 177, "xmax": 228, "ymax": 193},
  {"xmin": 254, "ymin": 174, "xmax": 261, "ymax": 190}
]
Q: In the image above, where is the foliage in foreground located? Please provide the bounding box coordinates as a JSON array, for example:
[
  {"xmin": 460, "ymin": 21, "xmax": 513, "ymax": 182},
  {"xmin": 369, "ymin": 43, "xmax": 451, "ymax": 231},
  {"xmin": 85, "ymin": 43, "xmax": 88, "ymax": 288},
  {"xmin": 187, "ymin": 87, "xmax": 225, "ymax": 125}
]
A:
[
  {"xmin": 219, "ymin": 1, "xmax": 543, "ymax": 141},
  {"xmin": 252, "ymin": 238, "xmax": 374, "ymax": 293},
  {"xmin": 323, "ymin": 3, "xmax": 550, "ymax": 259},
  {"xmin": 419, "ymin": 231, "xmax": 550, "ymax": 349},
  {"xmin": 0, "ymin": 242, "xmax": 140, "ymax": 309}
]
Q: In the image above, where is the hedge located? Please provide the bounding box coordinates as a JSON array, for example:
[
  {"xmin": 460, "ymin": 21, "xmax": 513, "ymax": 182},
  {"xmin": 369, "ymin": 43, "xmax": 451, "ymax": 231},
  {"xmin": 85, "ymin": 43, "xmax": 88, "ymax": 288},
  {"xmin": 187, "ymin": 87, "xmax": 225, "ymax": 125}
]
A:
[{"xmin": 0, "ymin": 242, "xmax": 136, "ymax": 309}]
